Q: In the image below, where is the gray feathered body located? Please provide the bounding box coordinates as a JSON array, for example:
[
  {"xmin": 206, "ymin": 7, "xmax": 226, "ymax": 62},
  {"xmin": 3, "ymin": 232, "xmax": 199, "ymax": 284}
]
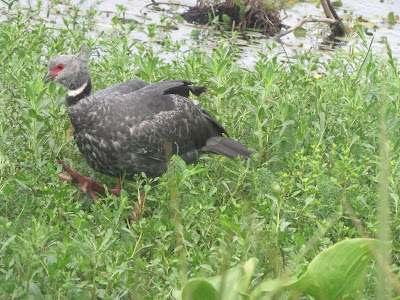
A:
[
  {"xmin": 68, "ymin": 80, "xmax": 230, "ymax": 178},
  {"xmin": 45, "ymin": 51, "xmax": 251, "ymax": 179}
]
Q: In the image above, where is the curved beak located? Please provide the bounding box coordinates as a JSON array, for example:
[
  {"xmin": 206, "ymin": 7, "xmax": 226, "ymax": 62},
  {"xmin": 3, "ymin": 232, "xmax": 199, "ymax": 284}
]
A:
[{"xmin": 44, "ymin": 72, "xmax": 56, "ymax": 84}]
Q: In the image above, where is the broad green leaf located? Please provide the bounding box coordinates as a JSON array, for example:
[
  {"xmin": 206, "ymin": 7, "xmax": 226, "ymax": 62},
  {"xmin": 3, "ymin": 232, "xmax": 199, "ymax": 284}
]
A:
[
  {"xmin": 0, "ymin": 235, "xmax": 16, "ymax": 253},
  {"xmin": 222, "ymin": 14, "xmax": 231, "ymax": 25},
  {"xmin": 388, "ymin": 12, "xmax": 397, "ymax": 25},
  {"xmin": 28, "ymin": 282, "xmax": 42, "ymax": 298},
  {"xmin": 359, "ymin": 21, "xmax": 376, "ymax": 29},
  {"xmin": 174, "ymin": 258, "xmax": 258, "ymax": 300},
  {"xmin": 331, "ymin": 0, "xmax": 342, "ymax": 7},
  {"xmin": 234, "ymin": 258, "xmax": 258, "ymax": 295},
  {"xmin": 99, "ymin": 228, "xmax": 114, "ymax": 251},
  {"xmin": 37, "ymin": 95, "xmax": 51, "ymax": 111},
  {"xmin": 279, "ymin": 120, "xmax": 295, "ymax": 137},
  {"xmin": 173, "ymin": 14, "xmax": 185, "ymax": 23},
  {"xmin": 251, "ymin": 277, "xmax": 297, "ymax": 298},
  {"xmin": 294, "ymin": 27, "xmax": 306, "ymax": 38},
  {"xmin": 290, "ymin": 238, "xmax": 378, "ymax": 299},
  {"xmin": 3, "ymin": 184, "xmax": 11, "ymax": 196},
  {"xmin": 28, "ymin": 108, "xmax": 37, "ymax": 119},
  {"xmin": 182, "ymin": 279, "xmax": 219, "ymax": 300},
  {"xmin": 207, "ymin": 260, "xmax": 248, "ymax": 300},
  {"xmin": 341, "ymin": 14, "xmax": 352, "ymax": 21},
  {"xmin": 25, "ymin": 82, "xmax": 34, "ymax": 101},
  {"xmin": 209, "ymin": 258, "xmax": 258, "ymax": 298}
]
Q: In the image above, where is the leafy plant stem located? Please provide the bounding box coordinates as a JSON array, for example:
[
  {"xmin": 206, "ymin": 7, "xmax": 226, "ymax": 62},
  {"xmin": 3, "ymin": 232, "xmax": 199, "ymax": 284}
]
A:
[
  {"xmin": 257, "ymin": 92, "xmax": 267, "ymax": 156},
  {"xmin": 91, "ymin": 257, "xmax": 98, "ymax": 299},
  {"xmin": 168, "ymin": 154, "xmax": 187, "ymax": 286},
  {"xmin": 275, "ymin": 196, "xmax": 281, "ymax": 239},
  {"xmin": 32, "ymin": 116, "xmax": 39, "ymax": 160},
  {"xmin": 281, "ymin": 44, "xmax": 304, "ymax": 115},
  {"xmin": 377, "ymin": 57, "xmax": 392, "ymax": 299},
  {"xmin": 129, "ymin": 230, "xmax": 142, "ymax": 260}
]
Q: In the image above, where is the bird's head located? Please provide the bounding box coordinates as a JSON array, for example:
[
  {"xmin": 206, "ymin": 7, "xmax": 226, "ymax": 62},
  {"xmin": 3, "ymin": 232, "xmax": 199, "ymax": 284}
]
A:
[{"xmin": 44, "ymin": 49, "xmax": 90, "ymax": 90}]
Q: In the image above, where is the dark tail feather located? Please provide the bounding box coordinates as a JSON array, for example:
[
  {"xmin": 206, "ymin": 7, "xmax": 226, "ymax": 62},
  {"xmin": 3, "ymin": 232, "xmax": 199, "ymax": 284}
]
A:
[
  {"xmin": 201, "ymin": 136, "xmax": 252, "ymax": 160},
  {"xmin": 162, "ymin": 80, "xmax": 207, "ymax": 97},
  {"xmin": 188, "ymin": 86, "xmax": 207, "ymax": 96}
]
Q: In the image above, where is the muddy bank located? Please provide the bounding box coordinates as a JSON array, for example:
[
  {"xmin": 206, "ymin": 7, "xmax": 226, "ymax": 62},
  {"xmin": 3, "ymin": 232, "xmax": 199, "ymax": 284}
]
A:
[{"xmin": 180, "ymin": 0, "xmax": 283, "ymax": 36}]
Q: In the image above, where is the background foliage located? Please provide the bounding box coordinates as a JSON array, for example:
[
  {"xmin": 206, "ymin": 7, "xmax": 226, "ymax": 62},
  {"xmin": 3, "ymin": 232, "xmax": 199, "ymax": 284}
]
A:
[{"xmin": 0, "ymin": 2, "xmax": 399, "ymax": 299}]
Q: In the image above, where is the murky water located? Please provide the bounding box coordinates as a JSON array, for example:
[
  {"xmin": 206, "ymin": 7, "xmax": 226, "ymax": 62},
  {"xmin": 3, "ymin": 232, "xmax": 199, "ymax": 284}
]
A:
[
  {"xmin": 1, "ymin": 0, "xmax": 400, "ymax": 64},
  {"xmin": 285, "ymin": 0, "xmax": 400, "ymax": 56}
]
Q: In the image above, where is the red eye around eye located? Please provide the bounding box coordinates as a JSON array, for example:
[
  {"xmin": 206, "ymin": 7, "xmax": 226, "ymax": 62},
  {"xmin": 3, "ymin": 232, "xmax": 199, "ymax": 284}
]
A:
[{"xmin": 52, "ymin": 64, "xmax": 65, "ymax": 75}]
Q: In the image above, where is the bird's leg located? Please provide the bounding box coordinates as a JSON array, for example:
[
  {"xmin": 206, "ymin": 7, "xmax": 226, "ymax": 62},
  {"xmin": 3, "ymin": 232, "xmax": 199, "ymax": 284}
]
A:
[
  {"xmin": 109, "ymin": 178, "xmax": 122, "ymax": 197},
  {"xmin": 130, "ymin": 192, "xmax": 146, "ymax": 224},
  {"xmin": 57, "ymin": 159, "xmax": 121, "ymax": 199},
  {"xmin": 57, "ymin": 159, "xmax": 142, "ymax": 222}
]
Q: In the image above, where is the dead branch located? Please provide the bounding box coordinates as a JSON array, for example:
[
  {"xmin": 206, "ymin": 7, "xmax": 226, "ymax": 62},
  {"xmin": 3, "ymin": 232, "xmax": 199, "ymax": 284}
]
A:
[
  {"xmin": 275, "ymin": 17, "xmax": 337, "ymax": 39},
  {"xmin": 140, "ymin": 1, "xmax": 193, "ymax": 14},
  {"xmin": 320, "ymin": 0, "xmax": 334, "ymax": 19},
  {"xmin": 326, "ymin": 0, "xmax": 340, "ymax": 20}
]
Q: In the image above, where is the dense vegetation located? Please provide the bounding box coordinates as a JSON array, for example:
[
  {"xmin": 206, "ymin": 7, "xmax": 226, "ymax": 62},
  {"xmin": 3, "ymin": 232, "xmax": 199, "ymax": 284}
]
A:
[{"xmin": 0, "ymin": 2, "xmax": 399, "ymax": 299}]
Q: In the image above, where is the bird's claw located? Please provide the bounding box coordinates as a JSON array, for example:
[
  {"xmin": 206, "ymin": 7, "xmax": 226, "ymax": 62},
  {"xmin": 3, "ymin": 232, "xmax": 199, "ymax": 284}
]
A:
[
  {"xmin": 57, "ymin": 159, "xmax": 120, "ymax": 200},
  {"xmin": 58, "ymin": 173, "xmax": 73, "ymax": 182}
]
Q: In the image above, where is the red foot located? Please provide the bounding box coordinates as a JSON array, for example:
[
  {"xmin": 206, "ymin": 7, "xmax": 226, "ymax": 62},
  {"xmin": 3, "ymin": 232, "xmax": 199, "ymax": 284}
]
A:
[
  {"xmin": 57, "ymin": 159, "xmax": 121, "ymax": 200},
  {"xmin": 57, "ymin": 159, "xmax": 145, "ymax": 222},
  {"xmin": 130, "ymin": 192, "xmax": 146, "ymax": 224}
]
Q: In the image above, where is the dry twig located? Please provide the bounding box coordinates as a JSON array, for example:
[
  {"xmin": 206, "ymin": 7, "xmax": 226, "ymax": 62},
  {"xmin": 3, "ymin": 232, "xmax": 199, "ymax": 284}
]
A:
[{"xmin": 275, "ymin": 17, "xmax": 337, "ymax": 39}]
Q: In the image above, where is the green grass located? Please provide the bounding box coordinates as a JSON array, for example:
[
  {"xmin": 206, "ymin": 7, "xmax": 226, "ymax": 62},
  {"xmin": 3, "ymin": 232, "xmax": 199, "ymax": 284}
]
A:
[{"xmin": 0, "ymin": 2, "xmax": 399, "ymax": 299}]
